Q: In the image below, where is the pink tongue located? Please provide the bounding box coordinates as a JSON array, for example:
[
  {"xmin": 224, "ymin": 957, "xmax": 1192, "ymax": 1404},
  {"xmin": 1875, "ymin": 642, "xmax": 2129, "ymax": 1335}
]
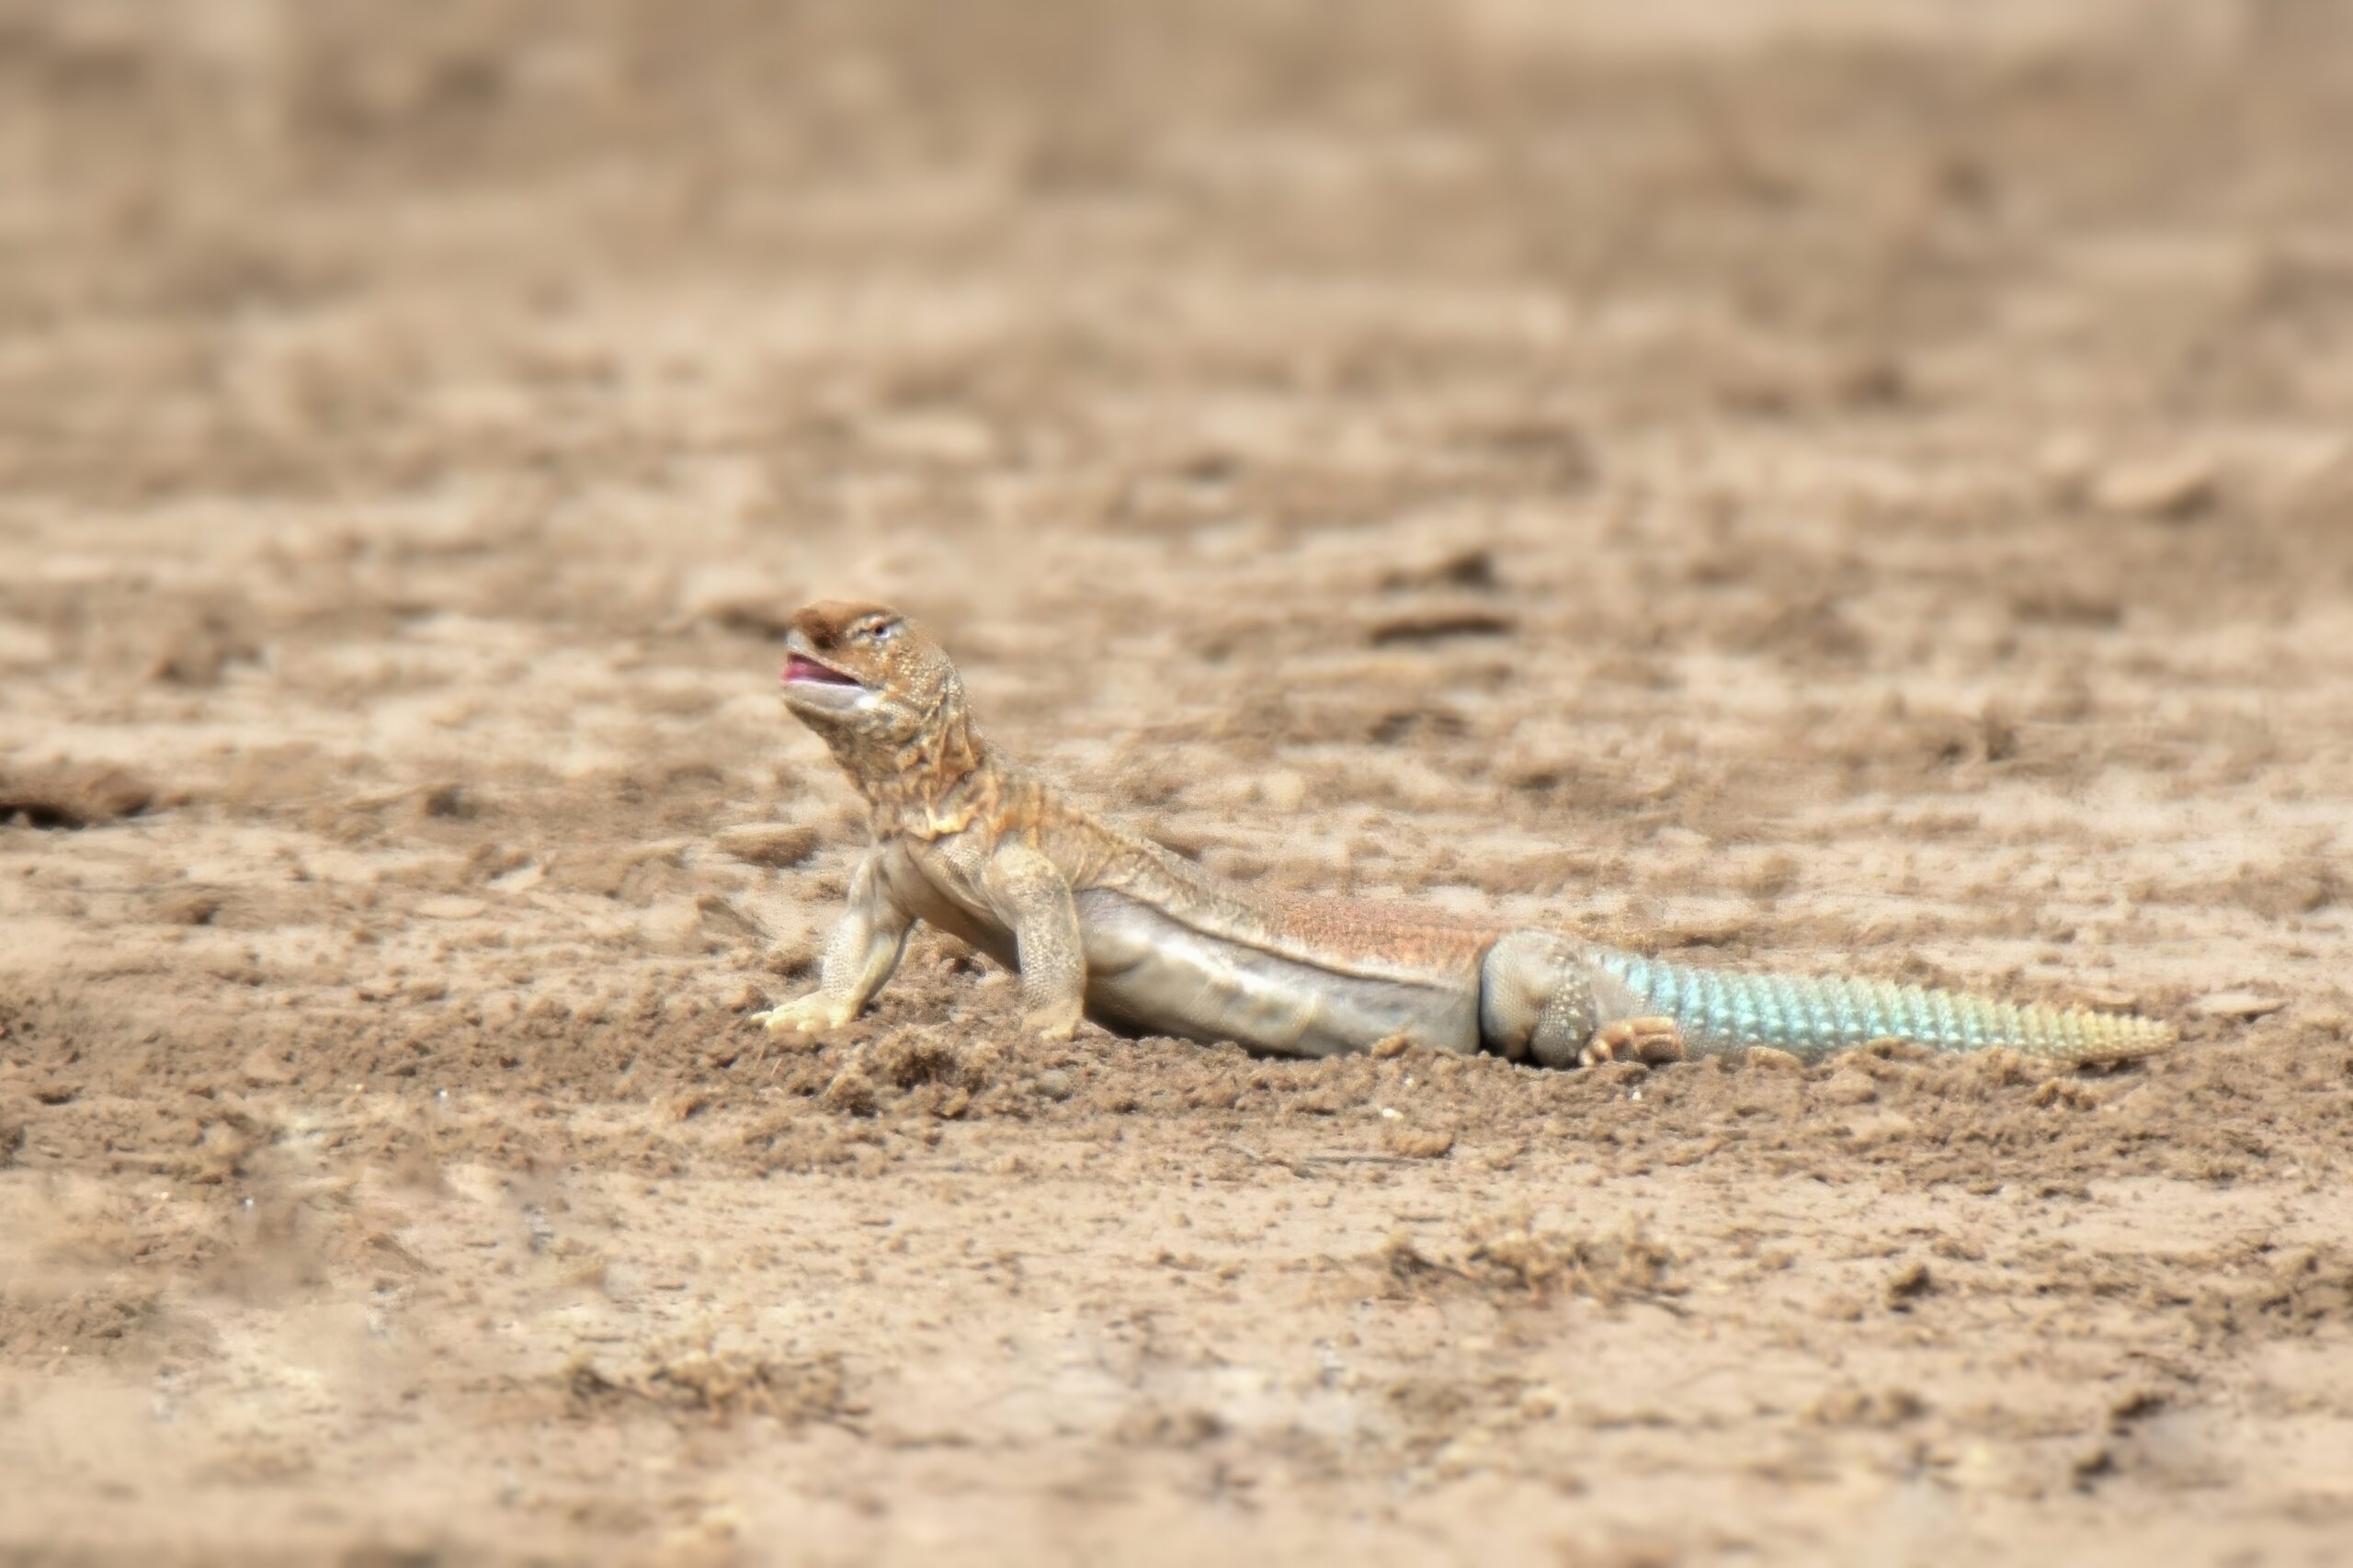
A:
[{"xmin": 783, "ymin": 655, "xmax": 854, "ymax": 686}]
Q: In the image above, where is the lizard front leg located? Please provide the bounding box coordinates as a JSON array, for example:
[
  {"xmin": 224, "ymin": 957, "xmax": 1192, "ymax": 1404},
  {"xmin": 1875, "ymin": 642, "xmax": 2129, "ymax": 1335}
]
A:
[
  {"xmin": 1478, "ymin": 929, "xmax": 1686, "ymax": 1070},
  {"xmin": 753, "ymin": 849, "xmax": 914, "ymax": 1036},
  {"xmin": 982, "ymin": 842, "xmax": 1086, "ymax": 1042}
]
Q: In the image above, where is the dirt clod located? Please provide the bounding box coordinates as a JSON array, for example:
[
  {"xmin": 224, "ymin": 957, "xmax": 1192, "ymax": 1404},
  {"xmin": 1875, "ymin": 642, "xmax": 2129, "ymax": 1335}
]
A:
[
  {"xmin": 0, "ymin": 765, "xmax": 157, "ymax": 830},
  {"xmin": 563, "ymin": 1350, "xmax": 858, "ymax": 1429},
  {"xmin": 715, "ymin": 824, "xmax": 823, "ymax": 869}
]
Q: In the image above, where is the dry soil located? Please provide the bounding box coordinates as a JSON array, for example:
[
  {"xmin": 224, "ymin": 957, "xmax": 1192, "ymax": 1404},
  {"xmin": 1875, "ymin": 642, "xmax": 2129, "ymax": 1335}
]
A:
[{"xmin": 3, "ymin": 3, "xmax": 2352, "ymax": 1563}]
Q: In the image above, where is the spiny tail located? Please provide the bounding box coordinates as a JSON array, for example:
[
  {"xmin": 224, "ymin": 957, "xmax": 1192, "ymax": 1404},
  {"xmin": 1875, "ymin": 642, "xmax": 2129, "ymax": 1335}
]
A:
[{"xmin": 1592, "ymin": 949, "xmax": 2172, "ymax": 1064}]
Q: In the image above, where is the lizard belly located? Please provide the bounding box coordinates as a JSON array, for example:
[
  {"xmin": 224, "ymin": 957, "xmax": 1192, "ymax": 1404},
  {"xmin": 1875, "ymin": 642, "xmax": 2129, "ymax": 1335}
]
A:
[
  {"xmin": 1073, "ymin": 890, "xmax": 1480, "ymax": 1059},
  {"xmin": 878, "ymin": 846, "xmax": 1018, "ymax": 969}
]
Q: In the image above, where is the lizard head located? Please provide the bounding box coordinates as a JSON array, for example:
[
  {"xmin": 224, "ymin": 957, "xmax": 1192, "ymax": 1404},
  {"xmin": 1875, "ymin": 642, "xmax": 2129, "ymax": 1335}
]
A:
[
  {"xmin": 779, "ymin": 599, "xmax": 989, "ymax": 815},
  {"xmin": 779, "ymin": 598, "xmax": 972, "ymax": 753}
]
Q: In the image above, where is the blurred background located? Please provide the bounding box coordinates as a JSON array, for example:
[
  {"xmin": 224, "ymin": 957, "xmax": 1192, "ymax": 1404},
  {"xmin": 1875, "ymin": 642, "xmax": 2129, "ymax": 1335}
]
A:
[
  {"xmin": 8, "ymin": 0, "xmax": 2351, "ymax": 616},
  {"xmin": 5, "ymin": 3, "xmax": 2353, "ymax": 1562}
]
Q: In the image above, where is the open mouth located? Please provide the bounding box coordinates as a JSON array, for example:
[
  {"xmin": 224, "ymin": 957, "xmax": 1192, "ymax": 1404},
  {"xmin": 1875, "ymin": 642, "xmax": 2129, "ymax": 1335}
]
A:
[{"xmin": 782, "ymin": 653, "xmax": 863, "ymax": 688}]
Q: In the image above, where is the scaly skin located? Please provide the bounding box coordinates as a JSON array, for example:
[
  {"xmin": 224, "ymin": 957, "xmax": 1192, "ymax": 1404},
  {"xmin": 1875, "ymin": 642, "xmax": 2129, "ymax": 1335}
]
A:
[
  {"xmin": 1590, "ymin": 950, "xmax": 2170, "ymax": 1059},
  {"xmin": 751, "ymin": 601, "xmax": 2173, "ymax": 1068}
]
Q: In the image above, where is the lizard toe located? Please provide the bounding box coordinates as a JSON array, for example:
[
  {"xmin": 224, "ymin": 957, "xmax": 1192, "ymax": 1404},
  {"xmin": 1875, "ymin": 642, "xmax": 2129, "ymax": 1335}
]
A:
[
  {"xmin": 1021, "ymin": 1008, "xmax": 1083, "ymax": 1043},
  {"xmin": 1580, "ymin": 1016, "xmax": 1688, "ymax": 1069},
  {"xmin": 755, "ymin": 997, "xmax": 852, "ymax": 1036}
]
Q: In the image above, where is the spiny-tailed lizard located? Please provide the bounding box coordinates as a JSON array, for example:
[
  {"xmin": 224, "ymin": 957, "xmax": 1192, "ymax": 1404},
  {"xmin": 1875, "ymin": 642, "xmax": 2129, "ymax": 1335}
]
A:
[{"xmin": 749, "ymin": 600, "xmax": 2171, "ymax": 1068}]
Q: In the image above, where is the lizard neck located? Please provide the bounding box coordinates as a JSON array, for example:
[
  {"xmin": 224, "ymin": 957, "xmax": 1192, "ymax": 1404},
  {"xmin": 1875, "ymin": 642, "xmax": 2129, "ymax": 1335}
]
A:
[{"xmin": 821, "ymin": 683, "xmax": 1008, "ymax": 840}]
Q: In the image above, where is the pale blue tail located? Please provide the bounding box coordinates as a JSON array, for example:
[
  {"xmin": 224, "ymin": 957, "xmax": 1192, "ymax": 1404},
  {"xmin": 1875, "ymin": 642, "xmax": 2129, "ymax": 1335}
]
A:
[{"xmin": 1593, "ymin": 949, "xmax": 2170, "ymax": 1062}]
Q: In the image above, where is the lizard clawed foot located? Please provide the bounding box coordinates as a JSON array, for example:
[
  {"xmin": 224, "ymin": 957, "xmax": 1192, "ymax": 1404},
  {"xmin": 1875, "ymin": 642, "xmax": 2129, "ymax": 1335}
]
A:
[
  {"xmin": 751, "ymin": 994, "xmax": 856, "ymax": 1038},
  {"xmin": 1019, "ymin": 1006, "xmax": 1084, "ymax": 1044},
  {"xmin": 1579, "ymin": 1016, "xmax": 1688, "ymax": 1070}
]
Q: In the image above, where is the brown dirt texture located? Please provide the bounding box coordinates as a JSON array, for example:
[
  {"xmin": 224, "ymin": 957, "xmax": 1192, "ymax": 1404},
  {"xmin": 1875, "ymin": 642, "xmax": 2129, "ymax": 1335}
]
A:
[{"xmin": 5, "ymin": 2, "xmax": 2353, "ymax": 1563}]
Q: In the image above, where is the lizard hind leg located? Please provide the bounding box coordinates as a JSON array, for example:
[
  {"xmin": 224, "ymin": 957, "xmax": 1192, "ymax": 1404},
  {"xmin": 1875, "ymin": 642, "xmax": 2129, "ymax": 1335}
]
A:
[
  {"xmin": 1479, "ymin": 929, "xmax": 1597, "ymax": 1068},
  {"xmin": 1479, "ymin": 930, "xmax": 1687, "ymax": 1070}
]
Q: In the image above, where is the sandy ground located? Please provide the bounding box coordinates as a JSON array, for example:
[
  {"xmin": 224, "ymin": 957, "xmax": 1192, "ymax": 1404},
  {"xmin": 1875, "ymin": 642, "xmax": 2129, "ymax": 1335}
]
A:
[{"xmin": 4, "ymin": 2, "xmax": 2353, "ymax": 1562}]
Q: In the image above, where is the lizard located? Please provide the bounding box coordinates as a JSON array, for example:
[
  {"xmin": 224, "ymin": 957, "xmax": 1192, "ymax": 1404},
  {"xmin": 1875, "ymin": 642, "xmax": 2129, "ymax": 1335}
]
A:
[{"xmin": 749, "ymin": 599, "xmax": 2173, "ymax": 1069}]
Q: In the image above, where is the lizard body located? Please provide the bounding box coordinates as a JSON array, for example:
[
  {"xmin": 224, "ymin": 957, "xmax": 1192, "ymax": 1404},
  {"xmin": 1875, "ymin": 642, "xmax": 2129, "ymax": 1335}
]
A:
[{"xmin": 753, "ymin": 601, "xmax": 2171, "ymax": 1068}]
